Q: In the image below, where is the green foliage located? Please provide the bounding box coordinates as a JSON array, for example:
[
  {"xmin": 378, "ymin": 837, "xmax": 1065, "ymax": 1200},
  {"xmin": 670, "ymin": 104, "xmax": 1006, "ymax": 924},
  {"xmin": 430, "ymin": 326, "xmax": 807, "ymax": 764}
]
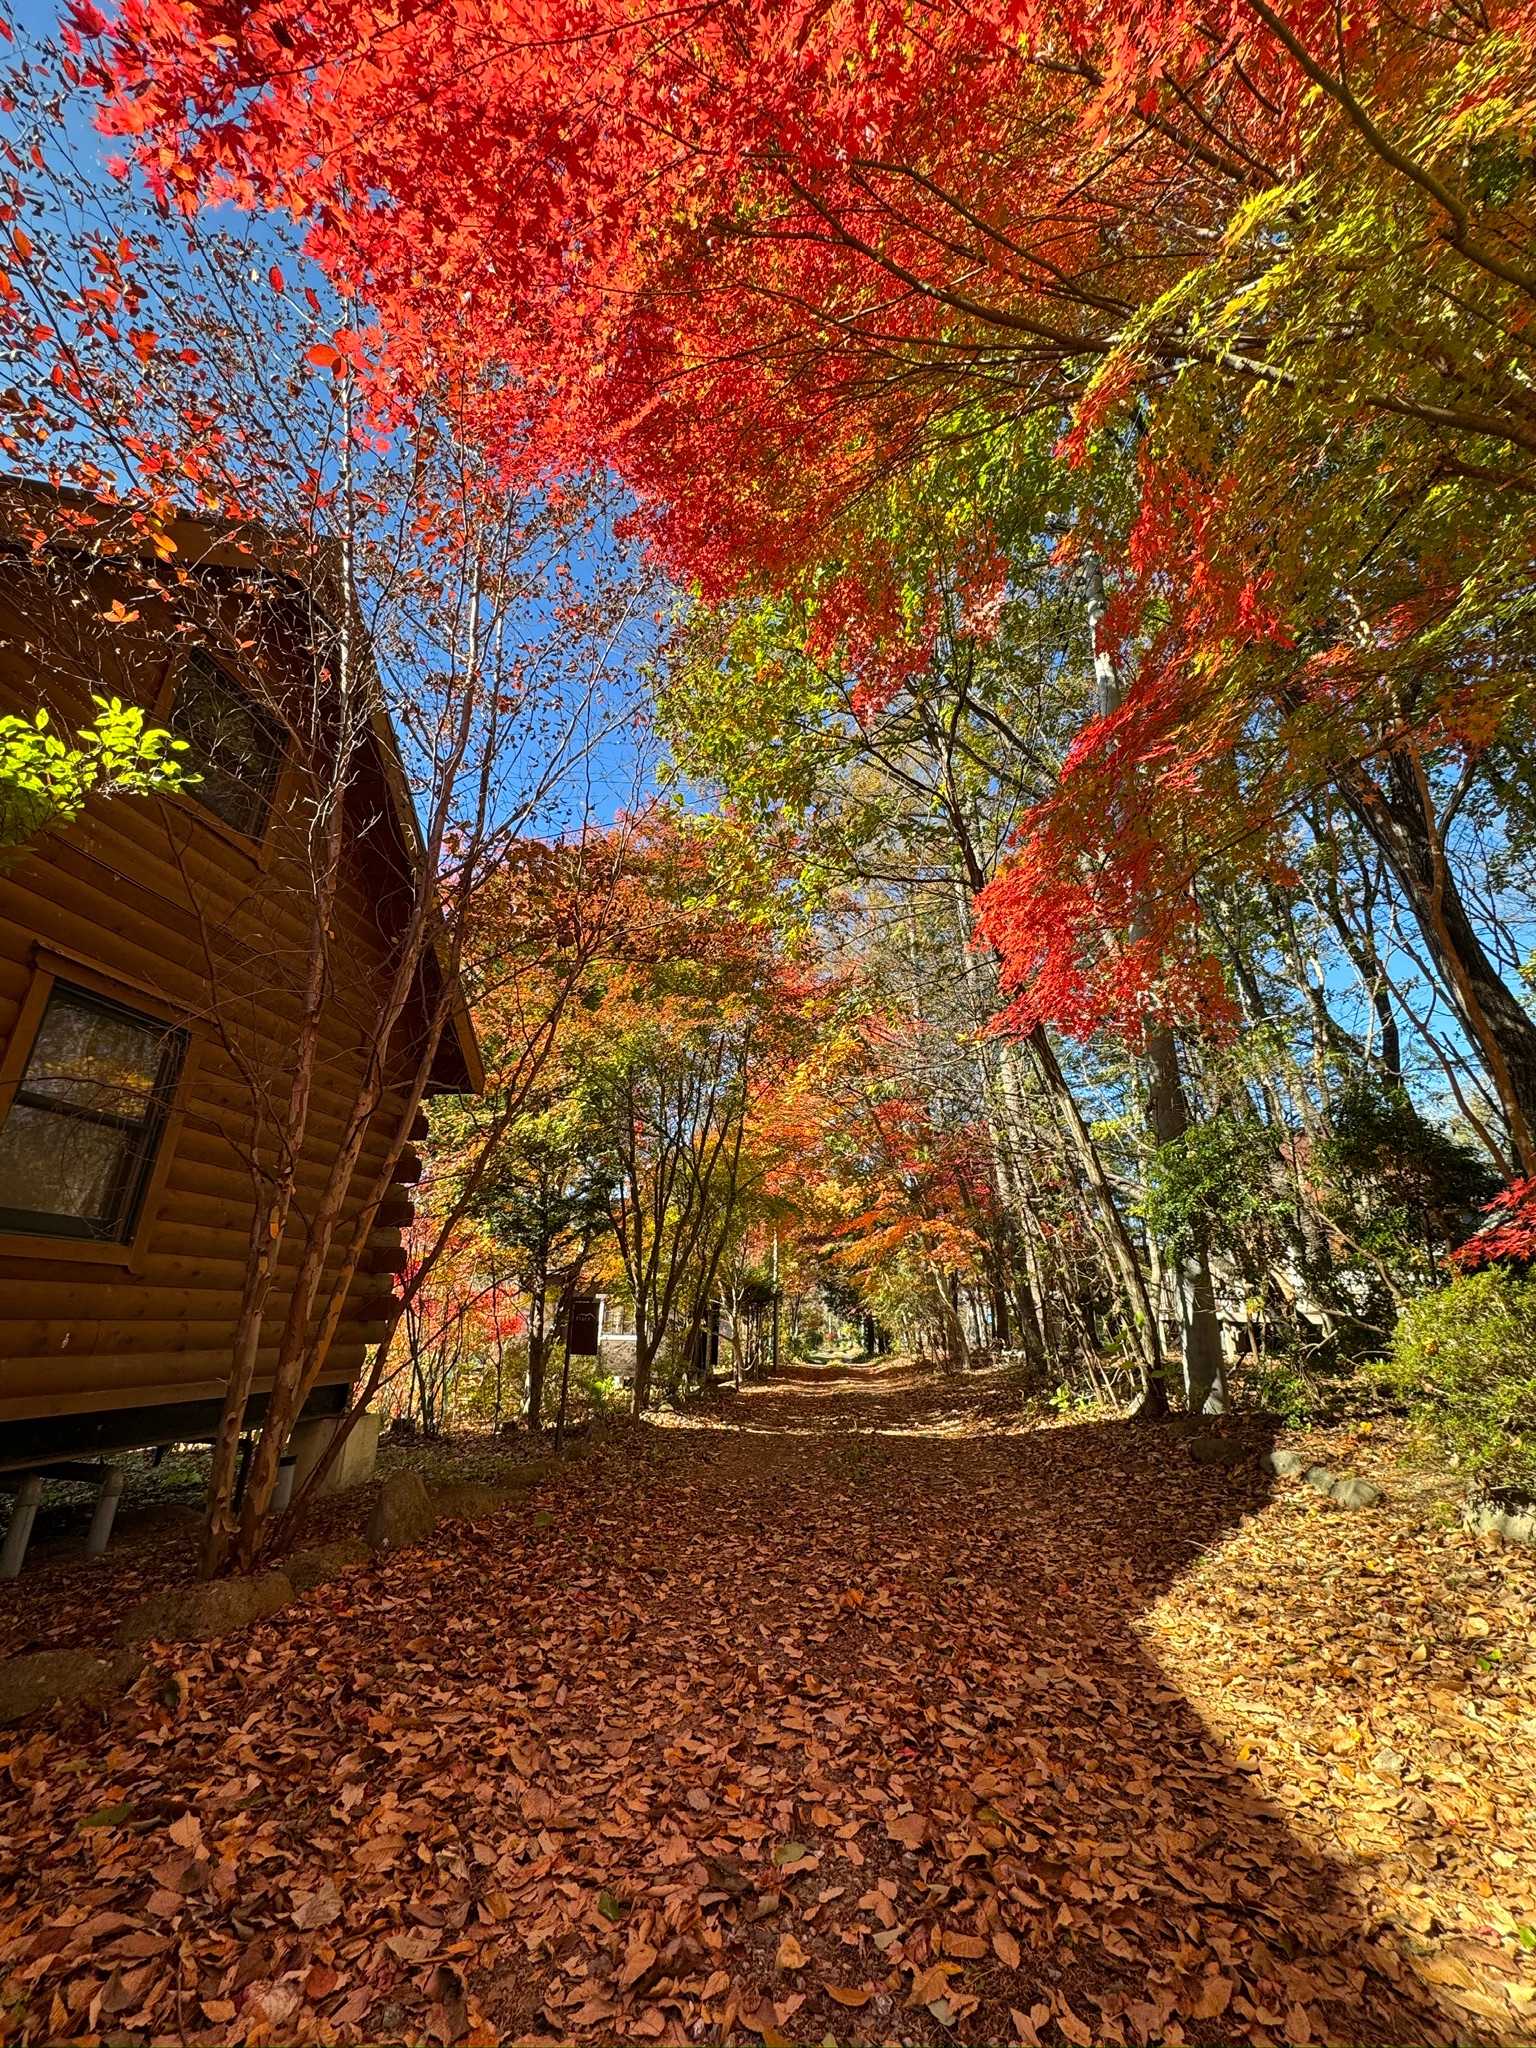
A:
[
  {"xmin": 1049, "ymin": 1383, "xmax": 1100, "ymax": 1417},
  {"xmin": 1313, "ymin": 1083, "xmax": 1497, "ymax": 1275},
  {"xmin": 470, "ymin": 1101, "xmax": 611, "ymax": 1274},
  {"xmin": 560, "ymin": 1360, "xmax": 629, "ymax": 1423},
  {"xmin": 0, "ymin": 696, "xmax": 193, "ymax": 854},
  {"xmin": 1142, "ymin": 1111, "xmax": 1294, "ymax": 1286},
  {"xmin": 1384, "ymin": 1269, "xmax": 1536, "ymax": 1487},
  {"xmin": 1233, "ymin": 1351, "xmax": 1315, "ymax": 1426}
]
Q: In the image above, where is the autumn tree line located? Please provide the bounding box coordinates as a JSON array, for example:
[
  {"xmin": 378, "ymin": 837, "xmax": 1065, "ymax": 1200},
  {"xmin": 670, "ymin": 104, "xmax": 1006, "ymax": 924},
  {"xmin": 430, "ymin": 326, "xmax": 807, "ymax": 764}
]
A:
[{"xmin": 2, "ymin": 0, "xmax": 1535, "ymax": 1566}]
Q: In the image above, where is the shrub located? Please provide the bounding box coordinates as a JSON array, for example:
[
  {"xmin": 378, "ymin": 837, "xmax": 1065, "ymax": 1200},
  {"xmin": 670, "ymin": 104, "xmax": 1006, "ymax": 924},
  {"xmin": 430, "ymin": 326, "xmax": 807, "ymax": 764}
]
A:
[
  {"xmin": 1313, "ymin": 1082, "xmax": 1496, "ymax": 1275},
  {"xmin": 1235, "ymin": 1352, "xmax": 1315, "ymax": 1425},
  {"xmin": 1384, "ymin": 1271, "xmax": 1536, "ymax": 1486}
]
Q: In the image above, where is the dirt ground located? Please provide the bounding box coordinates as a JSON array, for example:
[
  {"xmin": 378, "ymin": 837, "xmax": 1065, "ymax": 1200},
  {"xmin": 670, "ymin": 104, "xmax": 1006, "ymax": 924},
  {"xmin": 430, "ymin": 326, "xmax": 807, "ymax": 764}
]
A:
[{"xmin": 1, "ymin": 1357, "xmax": 1533, "ymax": 2048}]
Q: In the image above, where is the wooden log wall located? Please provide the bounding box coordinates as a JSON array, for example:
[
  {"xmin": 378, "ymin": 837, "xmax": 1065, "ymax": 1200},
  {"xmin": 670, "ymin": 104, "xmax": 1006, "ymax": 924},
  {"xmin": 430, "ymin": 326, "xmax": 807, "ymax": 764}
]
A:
[{"xmin": 0, "ymin": 516, "xmax": 465, "ymax": 1428}]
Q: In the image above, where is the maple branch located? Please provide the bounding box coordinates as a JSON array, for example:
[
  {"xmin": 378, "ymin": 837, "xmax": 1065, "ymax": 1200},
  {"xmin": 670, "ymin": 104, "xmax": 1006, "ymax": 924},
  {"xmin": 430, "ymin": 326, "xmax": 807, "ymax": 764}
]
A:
[{"xmin": 1239, "ymin": 0, "xmax": 1536, "ymax": 300}]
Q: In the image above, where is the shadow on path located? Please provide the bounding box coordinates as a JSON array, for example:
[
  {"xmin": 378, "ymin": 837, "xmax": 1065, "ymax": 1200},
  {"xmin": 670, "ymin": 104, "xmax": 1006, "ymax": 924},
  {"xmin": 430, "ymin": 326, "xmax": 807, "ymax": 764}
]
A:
[{"xmin": 600, "ymin": 1357, "xmax": 1467, "ymax": 2047}]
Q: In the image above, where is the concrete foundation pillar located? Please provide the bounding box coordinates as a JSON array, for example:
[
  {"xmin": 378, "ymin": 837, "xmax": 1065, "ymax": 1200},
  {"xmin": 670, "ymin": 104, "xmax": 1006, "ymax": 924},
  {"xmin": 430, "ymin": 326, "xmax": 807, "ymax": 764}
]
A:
[
  {"xmin": 287, "ymin": 1411, "xmax": 380, "ymax": 1499},
  {"xmin": 86, "ymin": 1466, "xmax": 125, "ymax": 1556},
  {"xmin": 0, "ymin": 1475, "xmax": 44, "ymax": 1581}
]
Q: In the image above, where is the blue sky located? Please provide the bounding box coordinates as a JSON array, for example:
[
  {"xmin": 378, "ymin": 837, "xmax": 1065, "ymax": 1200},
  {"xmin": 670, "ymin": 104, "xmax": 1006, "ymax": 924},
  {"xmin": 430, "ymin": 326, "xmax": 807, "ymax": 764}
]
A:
[{"xmin": 3, "ymin": 0, "xmax": 663, "ymax": 837}]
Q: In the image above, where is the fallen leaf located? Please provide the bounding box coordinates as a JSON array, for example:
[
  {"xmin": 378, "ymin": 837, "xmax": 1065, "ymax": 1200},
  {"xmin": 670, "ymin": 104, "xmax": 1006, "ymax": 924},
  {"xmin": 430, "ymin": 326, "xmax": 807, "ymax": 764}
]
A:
[
  {"xmin": 823, "ymin": 1983, "xmax": 874, "ymax": 2007},
  {"xmin": 618, "ymin": 1941, "xmax": 658, "ymax": 1989},
  {"xmin": 776, "ymin": 1931, "xmax": 808, "ymax": 1971},
  {"xmin": 80, "ymin": 1803, "xmax": 133, "ymax": 1830},
  {"xmin": 907, "ymin": 1961, "xmax": 960, "ymax": 2006},
  {"xmin": 1194, "ymin": 1973, "xmax": 1233, "ymax": 2018},
  {"xmin": 291, "ymin": 1880, "xmax": 343, "ymax": 1931},
  {"xmin": 1055, "ymin": 1995, "xmax": 1092, "ymax": 2045},
  {"xmin": 167, "ymin": 1811, "xmax": 202, "ymax": 1851},
  {"xmin": 386, "ymin": 1931, "xmax": 440, "ymax": 1963},
  {"xmin": 0, "ymin": 1357, "xmax": 1520, "ymax": 2048}
]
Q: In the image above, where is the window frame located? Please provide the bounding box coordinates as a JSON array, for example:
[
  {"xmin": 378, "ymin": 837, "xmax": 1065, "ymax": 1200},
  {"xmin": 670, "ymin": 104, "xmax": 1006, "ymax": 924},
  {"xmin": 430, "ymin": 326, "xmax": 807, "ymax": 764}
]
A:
[
  {"xmin": 163, "ymin": 647, "xmax": 291, "ymax": 849},
  {"xmin": 0, "ymin": 953, "xmax": 200, "ymax": 1267}
]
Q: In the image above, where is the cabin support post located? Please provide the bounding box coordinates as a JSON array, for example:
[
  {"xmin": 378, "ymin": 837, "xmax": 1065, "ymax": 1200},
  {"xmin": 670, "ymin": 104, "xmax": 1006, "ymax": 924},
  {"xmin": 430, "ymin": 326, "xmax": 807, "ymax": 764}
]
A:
[
  {"xmin": 287, "ymin": 1413, "xmax": 380, "ymax": 1499},
  {"xmin": 86, "ymin": 1466, "xmax": 125, "ymax": 1557},
  {"xmin": 0, "ymin": 1475, "xmax": 44, "ymax": 1581}
]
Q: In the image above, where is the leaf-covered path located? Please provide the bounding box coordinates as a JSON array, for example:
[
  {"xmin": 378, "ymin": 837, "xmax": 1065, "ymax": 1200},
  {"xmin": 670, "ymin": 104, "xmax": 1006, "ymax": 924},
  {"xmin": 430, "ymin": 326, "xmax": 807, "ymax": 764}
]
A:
[{"xmin": 4, "ymin": 1358, "xmax": 1535, "ymax": 2048}]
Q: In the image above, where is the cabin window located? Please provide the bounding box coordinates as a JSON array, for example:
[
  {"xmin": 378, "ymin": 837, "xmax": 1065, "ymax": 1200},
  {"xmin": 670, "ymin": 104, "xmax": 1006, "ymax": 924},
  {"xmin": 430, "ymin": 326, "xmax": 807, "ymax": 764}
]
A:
[
  {"xmin": 172, "ymin": 648, "xmax": 287, "ymax": 838},
  {"xmin": 0, "ymin": 981, "xmax": 186, "ymax": 1243}
]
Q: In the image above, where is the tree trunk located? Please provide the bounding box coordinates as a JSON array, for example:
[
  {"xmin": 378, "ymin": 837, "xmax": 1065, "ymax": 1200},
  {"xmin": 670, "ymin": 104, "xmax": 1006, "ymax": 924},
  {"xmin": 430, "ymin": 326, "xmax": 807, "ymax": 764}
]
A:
[
  {"xmin": 1342, "ymin": 746, "xmax": 1536, "ymax": 1173},
  {"xmin": 1028, "ymin": 1022, "xmax": 1166, "ymax": 1408},
  {"xmin": 1144, "ymin": 1023, "xmax": 1229, "ymax": 1414},
  {"xmin": 526, "ymin": 1263, "xmax": 548, "ymax": 1431},
  {"xmin": 631, "ymin": 1292, "xmax": 653, "ymax": 1417}
]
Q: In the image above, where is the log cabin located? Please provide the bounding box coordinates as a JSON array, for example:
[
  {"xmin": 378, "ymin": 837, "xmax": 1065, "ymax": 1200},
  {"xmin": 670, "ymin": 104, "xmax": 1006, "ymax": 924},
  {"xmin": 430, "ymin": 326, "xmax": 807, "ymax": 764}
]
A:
[{"xmin": 0, "ymin": 486, "xmax": 481, "ymax": 1497}]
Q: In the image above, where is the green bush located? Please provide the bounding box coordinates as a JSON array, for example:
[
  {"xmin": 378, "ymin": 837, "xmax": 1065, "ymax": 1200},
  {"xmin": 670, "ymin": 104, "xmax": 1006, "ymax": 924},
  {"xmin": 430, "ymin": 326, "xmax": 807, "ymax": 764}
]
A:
[
  {"xmin": 1384, "ymin": 1270, "xmax": 1536, "ymax": 1486},
  {"xmin": 1235, "ymin": 1352, "xmax": 1316, "ymax": 1425}
]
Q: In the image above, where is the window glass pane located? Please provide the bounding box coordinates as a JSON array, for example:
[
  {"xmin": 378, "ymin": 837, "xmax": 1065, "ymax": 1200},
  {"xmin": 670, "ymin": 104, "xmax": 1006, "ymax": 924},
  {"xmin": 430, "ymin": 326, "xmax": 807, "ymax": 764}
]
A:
[
  {"xmin": 0, "ymin": 982, "xmax": 187, "ymax": 1240},
  {"xmin": 0, "ymin": 1101, "xmax": 133, "ymax": 1226},
  {"xmin": 19, "ymin": 990, "xmax": 169, "ymax": 1124},
  {"xmin": 173, "ymin": 649, "xmax": 287, "ymax": 837}
]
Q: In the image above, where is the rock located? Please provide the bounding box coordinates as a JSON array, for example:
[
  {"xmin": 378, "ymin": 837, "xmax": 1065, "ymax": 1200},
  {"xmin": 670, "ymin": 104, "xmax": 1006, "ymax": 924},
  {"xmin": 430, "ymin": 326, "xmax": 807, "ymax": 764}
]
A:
[
  {"xmin": 487, "ymin": 1463, "xmax": 536, "ymax": 1492},
  {"xmin": 1330, "ymin": 1475, "xmax": 1381, "ymax": 1509},
  {"xmin": 1260, "ymin": 1448, "xmax": 1307, "ymax": 1477},
  {"xmin": 1462, "ymin": 1499, "xmax": 1535, "ymax": 1545},
  {"xmin": 431, "ymin": 1481, "xmax": 508, "ymax": 1520},
  {"xmin": 1306, "ymin": 1465, "xmax": 1337, "ymax": 1496},
  {"xmin": 1465, "ymin": 1484, "xmax": 1535, "ymax": 1538},
  {"xmin": 284, "ymin": 1537, "xmax": 370, "ymax": 1592},
  {"xmin": 365, "ymin": 1471, "xmax": 436, "ymax": 1553},
  {"xmin": 1189, "ymin": 1436, "xmax": 1248, "ymax": 1467},
  {"xmin": 117, "ymin": 1572, "xmax": 293, "ymax": 1646},
  {"xmin": 0, "ymin": 1649, "xmax": 143, "ymax": 1725},
  {"xmin": 1165, "ymin": 1415, "xmax": 1205, "ymax": 1440}
]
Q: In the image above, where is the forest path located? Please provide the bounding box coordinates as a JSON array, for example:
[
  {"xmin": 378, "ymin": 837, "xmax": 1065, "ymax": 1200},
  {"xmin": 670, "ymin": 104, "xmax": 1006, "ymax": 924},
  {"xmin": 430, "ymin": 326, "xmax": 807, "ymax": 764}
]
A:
[{"xmin": 4, "ymin": 1357, "xmax": 1531, "ymax": 2048}]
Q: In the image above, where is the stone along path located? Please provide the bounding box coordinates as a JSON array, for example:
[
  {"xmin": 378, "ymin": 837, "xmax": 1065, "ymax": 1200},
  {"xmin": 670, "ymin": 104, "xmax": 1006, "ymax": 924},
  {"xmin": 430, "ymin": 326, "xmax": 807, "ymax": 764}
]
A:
[{"xmin": 1, "ymin": 1357, "xmax": 1528, "ymax": 2048}]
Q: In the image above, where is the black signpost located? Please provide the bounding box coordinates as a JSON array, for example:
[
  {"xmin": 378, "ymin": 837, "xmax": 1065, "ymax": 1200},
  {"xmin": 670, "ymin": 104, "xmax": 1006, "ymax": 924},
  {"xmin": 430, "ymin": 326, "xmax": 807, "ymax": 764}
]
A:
[
  {"xmin": 555, "ymin": 1291, "xmax": 601, "ymax": 1458},
  {"xmin": 567, "ymin": 1295, "xmax": 600, "ymax": 1358}
]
